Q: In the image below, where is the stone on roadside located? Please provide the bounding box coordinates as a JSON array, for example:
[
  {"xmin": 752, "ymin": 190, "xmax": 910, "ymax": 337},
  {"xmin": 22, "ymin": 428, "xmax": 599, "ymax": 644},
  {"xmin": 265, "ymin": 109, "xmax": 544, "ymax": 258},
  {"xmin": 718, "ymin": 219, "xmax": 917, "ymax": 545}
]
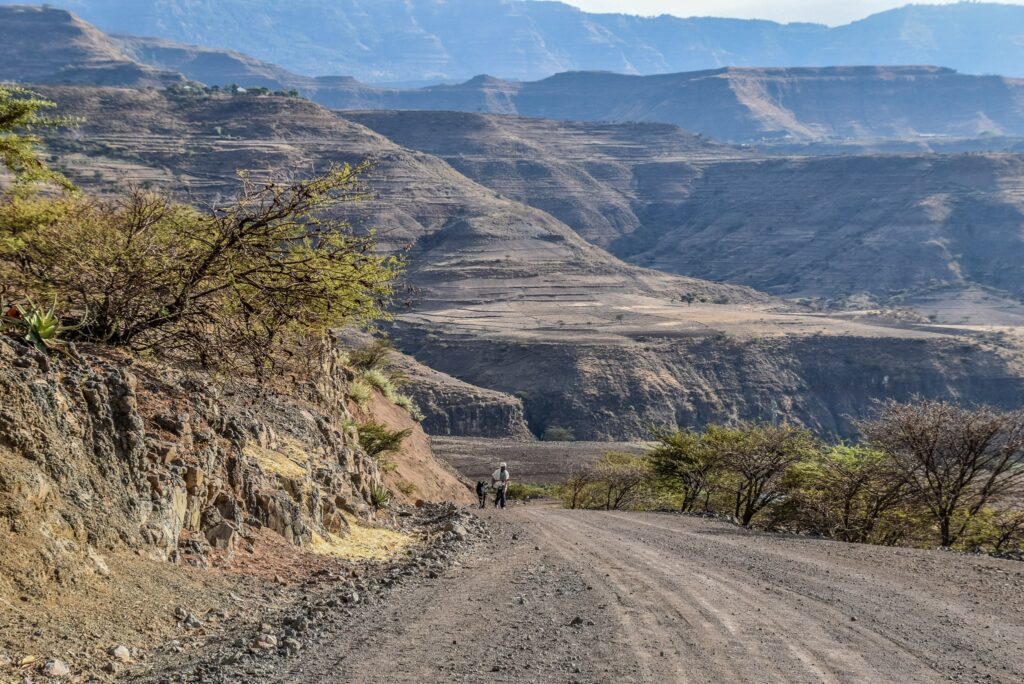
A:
[
  {"xmin": 255, "ymin": 634, "xmax": 277, "ymax": 650},
  {"xmin": 43, "ymin": 659, "xmax": 70, "ymax": 678},
  {"xmin": 109, "ymin": 645, "xmax": 131, "ymax": 663}
]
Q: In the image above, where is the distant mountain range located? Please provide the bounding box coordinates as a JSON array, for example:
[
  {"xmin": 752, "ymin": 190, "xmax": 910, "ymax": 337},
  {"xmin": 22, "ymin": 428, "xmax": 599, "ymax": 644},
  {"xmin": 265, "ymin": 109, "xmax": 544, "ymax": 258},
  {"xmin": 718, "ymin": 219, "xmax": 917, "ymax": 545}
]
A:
[
  {"xmin": 314, "ymin": 67, "xmax": 1024, "ymax": 142},
  {"xmin": 4, "ymin": 0, "xmax": 1024, "ymax": 82},
  {"xmin": 4, "ymin": 6, "xmax": 1024, "ymax": 144}
]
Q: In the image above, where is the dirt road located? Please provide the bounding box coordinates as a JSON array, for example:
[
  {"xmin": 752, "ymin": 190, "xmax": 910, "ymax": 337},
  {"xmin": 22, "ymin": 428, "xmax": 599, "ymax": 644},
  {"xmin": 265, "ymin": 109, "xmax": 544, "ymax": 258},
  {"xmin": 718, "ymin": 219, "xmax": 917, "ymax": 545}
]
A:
[{"xmin": 263, "ymin": 505, "xmax": 1023, "ymax": 683}]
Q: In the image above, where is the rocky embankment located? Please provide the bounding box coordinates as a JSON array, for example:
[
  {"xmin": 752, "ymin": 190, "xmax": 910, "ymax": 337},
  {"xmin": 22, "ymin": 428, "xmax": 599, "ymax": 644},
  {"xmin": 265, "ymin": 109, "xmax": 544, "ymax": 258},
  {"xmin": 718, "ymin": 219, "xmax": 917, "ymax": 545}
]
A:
[{"xmin": 0, "ymin": 331, "xmax": 474, "ymax": 679}]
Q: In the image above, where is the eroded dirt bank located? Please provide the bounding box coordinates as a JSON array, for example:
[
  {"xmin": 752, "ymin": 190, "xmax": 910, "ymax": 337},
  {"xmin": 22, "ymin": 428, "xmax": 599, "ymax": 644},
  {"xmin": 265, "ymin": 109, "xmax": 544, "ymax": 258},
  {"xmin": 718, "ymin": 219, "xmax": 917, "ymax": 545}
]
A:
[{"xmin": 154, "ymin": 505, "xmax": 1024, "ymax": 683}]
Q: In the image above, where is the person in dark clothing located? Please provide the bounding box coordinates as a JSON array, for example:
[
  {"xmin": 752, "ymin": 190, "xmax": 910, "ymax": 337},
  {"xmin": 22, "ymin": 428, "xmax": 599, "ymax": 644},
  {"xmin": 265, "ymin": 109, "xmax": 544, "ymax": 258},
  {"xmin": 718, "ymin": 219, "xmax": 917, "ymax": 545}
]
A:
[{"xmin": 475, "ymin": 480, "xmax": 488, "ymax": 509}]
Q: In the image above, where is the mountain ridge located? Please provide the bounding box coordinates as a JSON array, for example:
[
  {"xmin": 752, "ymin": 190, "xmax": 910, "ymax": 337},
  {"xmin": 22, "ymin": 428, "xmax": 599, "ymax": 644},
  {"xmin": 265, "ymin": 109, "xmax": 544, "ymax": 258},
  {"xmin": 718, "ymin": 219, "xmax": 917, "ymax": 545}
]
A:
[
  {"xmin": 3, "ymin": 6, "xmax": 1023, "ymax": 144},
  {"xmin": 5, "ymin": 0, "xmax": 1024, "ymax": 82}
]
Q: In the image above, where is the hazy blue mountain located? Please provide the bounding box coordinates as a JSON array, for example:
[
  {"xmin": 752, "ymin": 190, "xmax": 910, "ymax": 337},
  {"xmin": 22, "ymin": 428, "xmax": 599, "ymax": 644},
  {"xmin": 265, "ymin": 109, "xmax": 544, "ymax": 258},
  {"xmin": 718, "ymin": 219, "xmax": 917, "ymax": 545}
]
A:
[
  {"xmin": 5, "ymin": 1, "xmax": 1024, "ymax": 82},
  {"xmin": 320, "ymin": 66, "xmax": 1024, "ymax": 142}
]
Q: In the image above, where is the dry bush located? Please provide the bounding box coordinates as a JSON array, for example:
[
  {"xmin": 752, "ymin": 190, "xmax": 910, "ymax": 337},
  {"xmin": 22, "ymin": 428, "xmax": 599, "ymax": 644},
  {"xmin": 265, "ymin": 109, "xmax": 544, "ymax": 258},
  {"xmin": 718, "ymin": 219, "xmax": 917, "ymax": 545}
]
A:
[
  {"xmin": 1, "ymin": 164, "xmax": 402, "ymax": 374},
  {"xmin": 859, "ymin": 399, "xmax": 1024, "ymax": 547}
]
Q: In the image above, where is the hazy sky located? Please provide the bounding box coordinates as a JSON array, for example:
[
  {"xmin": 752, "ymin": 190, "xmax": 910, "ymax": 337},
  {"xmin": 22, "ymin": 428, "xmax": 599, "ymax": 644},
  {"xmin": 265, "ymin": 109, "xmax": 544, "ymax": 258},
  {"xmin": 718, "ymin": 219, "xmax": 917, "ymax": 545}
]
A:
[{"xmin": 558, "ymin": 1, "xmax": 1024, "ymax": 25}]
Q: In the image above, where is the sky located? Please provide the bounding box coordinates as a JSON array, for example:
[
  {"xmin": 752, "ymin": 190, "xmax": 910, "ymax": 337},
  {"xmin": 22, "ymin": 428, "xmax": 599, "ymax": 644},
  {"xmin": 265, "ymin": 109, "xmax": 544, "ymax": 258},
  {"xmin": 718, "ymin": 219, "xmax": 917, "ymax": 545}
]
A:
[{"xmin": 557, "ymin": 1, "xmax": 1024, "ymax": 25}]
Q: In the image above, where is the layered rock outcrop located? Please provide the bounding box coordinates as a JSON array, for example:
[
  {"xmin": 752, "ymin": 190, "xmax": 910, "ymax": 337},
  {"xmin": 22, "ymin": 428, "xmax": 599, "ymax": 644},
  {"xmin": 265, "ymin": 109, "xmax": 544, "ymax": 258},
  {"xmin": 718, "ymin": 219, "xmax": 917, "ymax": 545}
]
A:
[
  {"xmin": 390, "ymin": 352, "xmax": 532, "ymax": 439},
  {"xmin": 0, "ymin": 334, "xmax": 465, "ymax": 597}
]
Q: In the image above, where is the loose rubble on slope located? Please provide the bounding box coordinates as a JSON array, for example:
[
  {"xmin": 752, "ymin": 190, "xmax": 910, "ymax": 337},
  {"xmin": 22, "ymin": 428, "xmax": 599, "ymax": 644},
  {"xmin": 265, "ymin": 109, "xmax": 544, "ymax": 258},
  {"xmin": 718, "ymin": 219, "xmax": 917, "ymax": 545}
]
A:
[
  {"xmin": 131, "ymin": 505, "xmax": 486, "ymax": 683},
  {"xmin": 0, "ymin": 332, "xmax": 478, "ymax": 682}
]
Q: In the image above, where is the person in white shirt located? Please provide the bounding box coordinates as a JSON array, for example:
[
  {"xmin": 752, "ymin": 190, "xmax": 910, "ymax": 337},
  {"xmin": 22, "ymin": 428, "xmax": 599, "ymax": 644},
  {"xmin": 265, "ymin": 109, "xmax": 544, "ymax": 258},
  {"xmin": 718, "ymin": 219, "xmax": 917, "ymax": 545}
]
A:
[{"xmin": 491, "ymin": 462, "xmax": 511, "ymax": 509}]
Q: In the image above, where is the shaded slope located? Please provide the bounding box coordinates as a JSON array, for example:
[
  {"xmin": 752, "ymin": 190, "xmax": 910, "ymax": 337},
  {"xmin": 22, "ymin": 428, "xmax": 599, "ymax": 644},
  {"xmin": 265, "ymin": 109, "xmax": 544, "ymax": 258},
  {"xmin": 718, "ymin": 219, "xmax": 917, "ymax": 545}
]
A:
[{"xmin": 616, "ymin": 154, "xmax": 1024, "ymax": 307}]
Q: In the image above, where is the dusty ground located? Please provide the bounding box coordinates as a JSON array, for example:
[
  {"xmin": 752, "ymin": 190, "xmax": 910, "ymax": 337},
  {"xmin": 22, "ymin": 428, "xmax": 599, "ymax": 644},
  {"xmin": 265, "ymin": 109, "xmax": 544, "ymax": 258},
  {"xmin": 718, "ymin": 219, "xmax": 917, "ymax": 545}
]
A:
[
  {"xmin": 0, "ymin": 506, "xmax": 472, "ymax": 683},
  {"xmin": 143, "ymin": 504, "xmax": 1024, "ymax": 683}
]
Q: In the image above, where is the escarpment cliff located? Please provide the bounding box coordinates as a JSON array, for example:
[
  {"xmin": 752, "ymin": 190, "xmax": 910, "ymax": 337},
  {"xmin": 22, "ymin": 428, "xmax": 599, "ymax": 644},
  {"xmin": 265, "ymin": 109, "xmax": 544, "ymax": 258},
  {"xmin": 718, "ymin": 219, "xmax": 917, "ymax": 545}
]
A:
[
  {"xmin": 0, "ymin": 334, "xmax": 468, "ymax": 598},
  {"xmin": 390, "ymin": 352, "xmax": 532, "ymax": 440},
  {"xmin": 393, "ymin": 319, "xmax": 1024, "ymax": 441}
]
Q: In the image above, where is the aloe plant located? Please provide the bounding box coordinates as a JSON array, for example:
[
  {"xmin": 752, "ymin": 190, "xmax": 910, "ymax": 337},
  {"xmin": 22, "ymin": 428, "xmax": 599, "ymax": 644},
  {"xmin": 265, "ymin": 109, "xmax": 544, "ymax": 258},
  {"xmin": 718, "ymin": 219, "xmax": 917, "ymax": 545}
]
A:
[
  {"xmin": 369, "ymin": 484, "xmax": 393, "ymax": 510},
  {"xmin": 1, "ymin": 298, "xmax": 82, "ymax": 356}
]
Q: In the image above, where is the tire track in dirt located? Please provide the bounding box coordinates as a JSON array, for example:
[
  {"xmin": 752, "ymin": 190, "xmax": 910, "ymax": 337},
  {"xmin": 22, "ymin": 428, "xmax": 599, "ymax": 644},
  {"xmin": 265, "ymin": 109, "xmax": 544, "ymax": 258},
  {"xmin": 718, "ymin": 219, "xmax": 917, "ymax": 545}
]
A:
[{"xmin": 260, "ymin": 505, "xmax": 1024, "ymax": 683}]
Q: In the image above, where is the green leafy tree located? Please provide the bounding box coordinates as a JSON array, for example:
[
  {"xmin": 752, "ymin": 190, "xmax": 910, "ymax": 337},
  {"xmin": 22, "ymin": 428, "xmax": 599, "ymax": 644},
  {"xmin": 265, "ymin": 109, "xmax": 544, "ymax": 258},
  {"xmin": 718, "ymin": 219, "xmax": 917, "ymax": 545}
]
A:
[
  {"xmin": 541, "ymin": 425, "xmax": 575, "ymax": 442},
  {"xmin": 1, "ymin": 164, "xmax": 402, "ymax": 373},
  {"xmin": 0, "ymin": 84, "xmax": 74, "ymax": 188},
  {"xmin": 649, "ymin": 426, "xmax": 719, "ymax": 512},
  {"xmin": 708, "ymin": 423, "xmax": 819, "ymax": 526},
  {"xmin": 591, "ymin": 452, "xmax": 652, "ymax": 511},
  {"xmin": 790, "ymin": 444, "xmax": 913, "ymax": 544}
]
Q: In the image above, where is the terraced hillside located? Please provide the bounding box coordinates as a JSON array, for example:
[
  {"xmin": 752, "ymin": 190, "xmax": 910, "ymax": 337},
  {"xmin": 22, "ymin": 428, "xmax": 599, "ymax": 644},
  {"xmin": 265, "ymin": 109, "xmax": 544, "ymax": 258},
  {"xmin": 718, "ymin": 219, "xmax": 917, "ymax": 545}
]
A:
[
  {"xmin": 351, "ymin": 111, "xmax": 1024, "ymax": 322},
  {"xmin": 35, "ymin": 86, "xmax": 1024, "ymax": 438}
]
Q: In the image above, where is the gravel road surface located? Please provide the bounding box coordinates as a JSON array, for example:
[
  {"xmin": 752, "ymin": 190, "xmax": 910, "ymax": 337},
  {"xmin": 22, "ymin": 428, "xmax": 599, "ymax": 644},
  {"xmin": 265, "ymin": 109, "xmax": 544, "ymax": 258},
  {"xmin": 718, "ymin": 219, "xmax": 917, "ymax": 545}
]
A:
[{"xmin": 266, "ymin": 504, "xmax": 1023, "ymax": 683}]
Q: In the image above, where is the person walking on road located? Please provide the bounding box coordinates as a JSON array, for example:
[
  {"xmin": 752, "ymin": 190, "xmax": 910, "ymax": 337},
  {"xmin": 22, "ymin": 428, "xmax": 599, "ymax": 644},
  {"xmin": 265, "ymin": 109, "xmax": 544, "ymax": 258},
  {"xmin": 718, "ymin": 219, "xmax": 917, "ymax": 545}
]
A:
[{"xmin": 492, "ymin": 462, "xmax": 511, "ymax": 509}]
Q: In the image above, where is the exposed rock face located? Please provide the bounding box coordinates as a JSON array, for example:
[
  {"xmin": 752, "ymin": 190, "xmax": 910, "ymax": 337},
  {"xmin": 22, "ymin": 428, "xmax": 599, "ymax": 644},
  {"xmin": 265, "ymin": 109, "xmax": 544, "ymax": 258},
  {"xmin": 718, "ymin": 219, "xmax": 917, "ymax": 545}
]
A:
[
  {"xmin": 0, "ymin": 333, "xmax": 462, "ymax": 596},
  {"xmin": 394, "ymin": 323, "xmax": 1024, "ymax": 441},
  {"xmin": 390, "ymin": 353, "xmax": 532, "ymax": 439}
]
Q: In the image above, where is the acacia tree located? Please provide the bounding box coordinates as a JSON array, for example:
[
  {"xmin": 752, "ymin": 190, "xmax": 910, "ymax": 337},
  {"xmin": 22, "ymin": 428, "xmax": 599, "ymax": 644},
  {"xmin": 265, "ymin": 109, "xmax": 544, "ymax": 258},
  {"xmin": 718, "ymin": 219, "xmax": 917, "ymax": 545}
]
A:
[
  {"xmin": 561, "ymin": 465, "xmax": 594, "ymax": 510},
  {"xmin": 649, "ymin": 426, "xmax": 719, "ymax": 512},
  {"xmin": 859, "ymin": 399, "xmax": 1024, "ymax": 547},
  {"xmin": 1, "ymin": 164, "xmax": 402, "ymax": 373},
  {"xmin": 792, "ymin": 444, "xmax": 912, "ymax": 543},
  {"xmin": 0, "ymin": 84, "xmax": 74, "ymax": 188},
  {"xmin": 592, "ymin": 452, "xmax": 651, "ymax": 511},
  {"xmin": 709, "ymin": 423, "xmax": 819, "ymax": 526}
]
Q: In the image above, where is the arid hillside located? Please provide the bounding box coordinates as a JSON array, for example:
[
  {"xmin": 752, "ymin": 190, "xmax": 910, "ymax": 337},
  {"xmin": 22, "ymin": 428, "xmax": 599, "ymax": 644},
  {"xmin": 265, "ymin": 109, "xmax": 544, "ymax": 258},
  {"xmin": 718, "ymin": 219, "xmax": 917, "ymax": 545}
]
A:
[
  {"xmin": 7, "ymin": 0, "xmax": 1024, "ymax": 81},
  {"xmin": 4, "ymin": 8, "xmax": 1024, "ymax": 146},
  {"xmin": 346, "ymin": 110, "xmax": 747, "ymax": 248},
  {"xmin": 351, "ymin": 110, "xmax": 1024, "ymax": 321},
  {"xmin": 0, "ymin": 5, "xmax": 182, "ymax": 87},
  {"xmin": 29, "ymin": 85, "xmax": 1024, "ymax": 439}
]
